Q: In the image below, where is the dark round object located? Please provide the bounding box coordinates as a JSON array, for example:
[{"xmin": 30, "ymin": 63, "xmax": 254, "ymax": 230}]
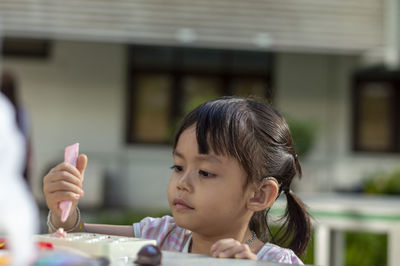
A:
[
  {"xmin": 134, "ymin": 244, "xmax": 162, "ymax": 265},
  {"xmin": 95, "ymin": 257, "xmax": 110, "ymax": 266}
]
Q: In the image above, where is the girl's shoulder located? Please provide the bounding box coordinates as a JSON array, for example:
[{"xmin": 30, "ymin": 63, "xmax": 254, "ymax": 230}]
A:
[
  {"xmin": 134, "ymin": 215, "xmax": 176, "ymax": 232},
  {"xmin": 257, "ymin": 242, "xmax": 304, "ymax": 265},
  {"xmin": 133, "ymin": 215, "xmax": 191, "ymax": 252}
]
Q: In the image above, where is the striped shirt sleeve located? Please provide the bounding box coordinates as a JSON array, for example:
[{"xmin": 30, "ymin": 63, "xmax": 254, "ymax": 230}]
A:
[
  {"xmin": 133, "ymin": 215, "xmax": 190, "ymax": 252},
  {"xmin": 257, "ymin": 243, "xmax": 304, "ymax": 264}
]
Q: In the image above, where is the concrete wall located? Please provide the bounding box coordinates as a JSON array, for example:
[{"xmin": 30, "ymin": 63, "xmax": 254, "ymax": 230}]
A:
[
  {"xmin": 3, "ymin": 40, "xmax": 174, "ymax": 210},
  {"xmin": 2, "ymin": 40, "xmax": 126, "ymax": 205},
  {"xmin": 3, "ymin": 41, "xmax": 400, "ymax": 211}
]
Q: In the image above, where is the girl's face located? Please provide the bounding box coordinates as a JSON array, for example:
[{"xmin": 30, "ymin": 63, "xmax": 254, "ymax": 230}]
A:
[{"xmin": 168, "ymin": 126, "xmax": 254, "ymax": 237}]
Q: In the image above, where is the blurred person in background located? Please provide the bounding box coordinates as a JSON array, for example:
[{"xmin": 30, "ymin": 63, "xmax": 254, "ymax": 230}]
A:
[
  {"xmin": 0, "ymin": 91, "xmax": 39, "ymax": 264},
  {"xmin": 1, "ymin": 70, "xmax": 32, "ymax": 184}
]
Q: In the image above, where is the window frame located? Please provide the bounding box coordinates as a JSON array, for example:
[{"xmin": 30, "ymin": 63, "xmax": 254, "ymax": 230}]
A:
[
  {"xmin": 352, "ymin": 69, "xmax": 400, "ymax": 153},
  {"xmin": 1, "ymin": 38, "xmax": 51, "ymax": 58},
  {"xmin": 126, "ymin": 45, "xmax": 273, "ymax": 145}
]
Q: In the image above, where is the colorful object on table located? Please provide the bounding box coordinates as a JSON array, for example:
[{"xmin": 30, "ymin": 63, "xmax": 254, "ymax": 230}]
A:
[
  {"xmin": 0, "ymin": 254, "xmax": 11, "ymax": 265},
  {"xmin": 134, "ymin": 244, "xmax": 162, "ymax": 265},
  {"xmin": 32, "ymin": 251, "xmax": 109, "ymax": 266},
  {"xmin": 59, "ymin": 143, "xmax": 79, "ymax": 223},
  {"xmin": 37, "ymin": 242, "xmax": 54, "ymax": 250},
  {"xmin": 0, "ymin": 239, "xmax": 7, "ymax": 250},
  {"xmin": 0, "ymin": 238, "xmax": 53, "ymax": 251}
]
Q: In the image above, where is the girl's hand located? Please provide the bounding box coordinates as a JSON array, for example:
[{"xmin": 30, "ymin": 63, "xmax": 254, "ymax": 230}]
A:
[
  {"xmin": 43, "ymin": 154, "xmax": 87, "ymax": 227},
  {"xmin": 210, "ymin": 238, "xmax": 258, "ymax": 260}
]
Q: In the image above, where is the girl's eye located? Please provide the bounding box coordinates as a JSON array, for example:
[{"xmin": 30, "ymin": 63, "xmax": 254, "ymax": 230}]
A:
[
  {"xmin": 199, "ymin": 170, "xmax": 216, "ymax": 178},
  {"xmin": 170, "ymin": 165, "xmax": 183, "ymax": 172}
]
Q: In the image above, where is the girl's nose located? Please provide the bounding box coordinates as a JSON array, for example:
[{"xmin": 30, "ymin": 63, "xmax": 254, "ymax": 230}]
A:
[{"xmin": 177, "ymin": 170, "xmax": 193, "ymax": 192}]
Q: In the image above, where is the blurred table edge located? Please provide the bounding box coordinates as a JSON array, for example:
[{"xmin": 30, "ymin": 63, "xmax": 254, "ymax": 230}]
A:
[{"xmin": 161, "ymin": 251, "xmax": 310, "ymax": 266}]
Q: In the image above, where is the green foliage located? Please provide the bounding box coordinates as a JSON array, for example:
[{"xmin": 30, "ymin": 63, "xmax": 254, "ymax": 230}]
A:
[
  {"xmin": 301, "ymin": 230, "xmax": 314, "ymax": 264},
  {"xmin": 363, "ymin": 167, "xmax": 400, "ymax": 195},
  {"xmin": 345, "ymin": 232, "xmax": 387, "ymax": 266},
  {"xmin": 302, "ymin": 232, "xmax": 387, "ymax": 266},
  {"xmin": 286, "ymin": 117, "xmax": 317, "ymax": 157}
]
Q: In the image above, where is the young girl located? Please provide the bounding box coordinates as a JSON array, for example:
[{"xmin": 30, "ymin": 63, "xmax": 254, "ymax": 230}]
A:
[{"xmin": 43, "ymin": 96, "xmax": 311, "ymax": 264}]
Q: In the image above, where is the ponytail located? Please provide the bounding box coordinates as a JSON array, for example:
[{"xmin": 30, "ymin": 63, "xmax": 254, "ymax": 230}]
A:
[
  {"xmin": 249, "ymin": 190, "xmax": 311, "ymax": 257},
  {"xmin": 273, "ymin": 190, "xmax": 311, "ymax": 257},
  {"xmin": 249, "ymin": 155, "xmax": 311, "ymax": 257}
]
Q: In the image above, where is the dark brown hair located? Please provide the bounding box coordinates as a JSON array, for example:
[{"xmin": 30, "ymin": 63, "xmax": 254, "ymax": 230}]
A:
[{"xmin": 172, "ymin": 96, "xmax": 311, "ymax": 256}]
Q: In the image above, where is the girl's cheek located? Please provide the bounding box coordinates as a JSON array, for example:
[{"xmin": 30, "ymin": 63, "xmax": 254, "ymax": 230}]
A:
[
  {"xmin": 168, "ymin": 175, "xmax": 175, "ymax": 185},
  {"xmin": 167, "ymin": 178, "xmax": 175, "ymax": 194},
  {"xmin": 169, "ymin": 173, "xmax": 179, "ymax": 184}
]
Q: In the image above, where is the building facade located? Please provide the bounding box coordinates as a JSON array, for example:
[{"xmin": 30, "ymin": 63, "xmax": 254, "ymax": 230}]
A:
[{"xmin": 1, "ymin": 0, "xmax": 399, "ymax": 209}]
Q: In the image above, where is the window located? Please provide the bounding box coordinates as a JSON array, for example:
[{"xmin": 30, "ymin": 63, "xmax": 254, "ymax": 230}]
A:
[
  {"xmin": 352, "ymin": 69, "xmax": 400, "ymax": 152},
  {"xmin": 131, "ymin": 74, "xmax": 171, "ymax": 143},
  {"xmin": 181, "ymin": 76, "xmax": 221, "ymax": 114},
  {"xmin": 1, "ymin": 38, "xmax": 51, "ymax": 58},
  {"xmin": 126, "ymin": 45, "xmax": 273, "ymax": 144}
]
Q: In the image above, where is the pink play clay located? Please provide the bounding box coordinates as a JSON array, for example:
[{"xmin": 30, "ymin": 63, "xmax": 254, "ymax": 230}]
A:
[
  {"xmin": 50, "ymin": 227, "xmax": 68, "ymax": 238},
  {"xmin": 59, "ymin": 143, "xmax": 79, "ymax": 223}
]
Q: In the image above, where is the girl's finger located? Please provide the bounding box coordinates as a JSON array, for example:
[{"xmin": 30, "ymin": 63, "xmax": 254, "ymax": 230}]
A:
[
  {"xmin": 234, "ymin": 250, "xmax": 258, "ymax": 261},
  {"xmin": 216, "ymin": 244, "xmax": 246, "ymax": 258},
  {"xmin": 76, "ymin": 154, "xmax": 87, "ymax": 179},
  {"xmin": 49, "ymin": 162, "xmax": 82, "ymax": 178},
  {"xmin": 211, "ymin": 239, "xmax": 240, "ymax": 255},
  {"xmin": 45, "ymin": 171, "xmax": 82, "ymax": 188},
  {"xmin": 235, "ymin": 244, "xmax": 257, "ymax": 260},
  {"xmin": 44, "ymin": 180, "xmax": 84, "ymax": 196},
  {"xmin": 46, "ymin": 191, "xmax": 81, "ymax": 206}
]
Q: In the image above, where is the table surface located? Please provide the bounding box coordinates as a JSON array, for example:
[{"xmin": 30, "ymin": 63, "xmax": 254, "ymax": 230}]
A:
[
  {"xmin": 0, "ymin": 250, "xmax": 296, "ymax": 266},
  {"xmin": 128, "ymin": 251, "xmax": 295, "ymax": 266}
]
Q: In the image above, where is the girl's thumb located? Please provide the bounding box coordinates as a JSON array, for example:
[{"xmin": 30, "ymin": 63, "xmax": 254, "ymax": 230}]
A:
[{"xmin": 76, "ymin": 154, "xmax": 88, "ymax": 180}]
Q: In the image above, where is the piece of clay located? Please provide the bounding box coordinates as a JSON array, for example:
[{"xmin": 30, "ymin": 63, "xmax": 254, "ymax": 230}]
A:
[
  {"xmin": 59, "ymin": 143, "xmax": 79, "ymax": 222},
  {"xmin": 50, "ymin": 228, "xmax": 67, "ymax": 238}
]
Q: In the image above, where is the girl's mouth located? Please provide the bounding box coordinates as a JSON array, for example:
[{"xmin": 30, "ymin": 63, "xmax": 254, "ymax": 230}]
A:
[{"xmin": 173, "ymin": 198, "xmax": 194, "ymax": 210}]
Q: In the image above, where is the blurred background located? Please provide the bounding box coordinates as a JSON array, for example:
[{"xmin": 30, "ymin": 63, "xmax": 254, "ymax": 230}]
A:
[{"xmin": 0, "ymin": 1, "xmax": 399, "ymax": 265}]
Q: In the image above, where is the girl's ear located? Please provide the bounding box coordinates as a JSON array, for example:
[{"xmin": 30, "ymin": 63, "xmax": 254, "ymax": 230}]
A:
[{"xmin": 247, "ymin": 177, "xmax": 279, "ymax": 212}]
